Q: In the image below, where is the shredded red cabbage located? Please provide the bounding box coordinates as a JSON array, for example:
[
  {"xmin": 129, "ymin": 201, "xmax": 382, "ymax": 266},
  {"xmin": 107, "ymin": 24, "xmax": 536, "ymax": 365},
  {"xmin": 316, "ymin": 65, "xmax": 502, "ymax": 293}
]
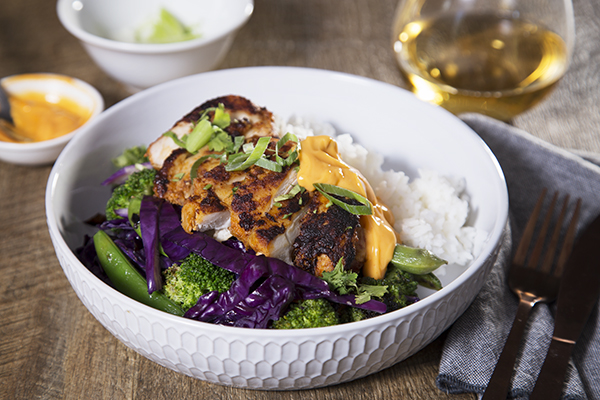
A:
[
  {"xmin": 214, "ymin": 275, "xmax": 296, "ymax": 328},
  {"xmin": 101, "ymin": 162, "xmax": 152, "ymax": 186},
  {"xmin": 140, "ymin": 196, "xmax": 163, "ymax": 294}
]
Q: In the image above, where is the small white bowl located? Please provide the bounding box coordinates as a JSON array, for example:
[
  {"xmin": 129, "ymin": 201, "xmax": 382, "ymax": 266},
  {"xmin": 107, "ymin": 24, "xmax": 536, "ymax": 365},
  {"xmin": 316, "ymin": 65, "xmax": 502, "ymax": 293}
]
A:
[
  {"xmin": 56, "ymin": 0, "xmax": 254, "ymax": 92},
  {"xmin": 46, "ymin": 67, "xmax": 508, "ymax": 390},
  {"xmin": 0, "ymin": 73, "xmax": 104, "ymax": 166}
]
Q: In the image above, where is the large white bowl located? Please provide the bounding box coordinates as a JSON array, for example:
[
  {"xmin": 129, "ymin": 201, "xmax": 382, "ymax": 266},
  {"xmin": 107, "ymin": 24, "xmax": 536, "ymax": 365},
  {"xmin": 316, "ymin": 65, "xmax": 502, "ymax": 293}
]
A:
[
  {"xmin": 56, "ymin": 0, "xmax": 254, "ymax": 92},
  {"xmin": 45, "ymin": 67, "xmax": 508, "ymax": 390}
]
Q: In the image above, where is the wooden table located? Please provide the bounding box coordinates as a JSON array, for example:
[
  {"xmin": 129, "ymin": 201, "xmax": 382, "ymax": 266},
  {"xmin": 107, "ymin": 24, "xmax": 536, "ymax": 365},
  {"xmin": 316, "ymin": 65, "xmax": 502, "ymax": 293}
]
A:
[{"xmin": 1, "ymin": 0, "xmax": 598, "ymax": 399}]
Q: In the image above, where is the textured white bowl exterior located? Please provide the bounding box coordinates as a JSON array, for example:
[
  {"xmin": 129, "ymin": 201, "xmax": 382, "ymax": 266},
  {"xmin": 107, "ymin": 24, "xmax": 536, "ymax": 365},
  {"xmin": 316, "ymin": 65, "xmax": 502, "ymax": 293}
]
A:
[
  {"xmin": 56, "ymin": 0, "xmax": 254, "ymax": 91},
  {"xmin": 46, "ymin": 67, "xmax": 508, "ymax": 390}
]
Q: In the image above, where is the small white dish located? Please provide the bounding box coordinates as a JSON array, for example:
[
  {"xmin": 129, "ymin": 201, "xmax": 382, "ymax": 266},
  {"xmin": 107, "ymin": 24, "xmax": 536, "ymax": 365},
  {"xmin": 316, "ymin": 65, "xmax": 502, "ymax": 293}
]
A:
[
  {"xmin": 0, "ymin": 73, "xmax": 103, "ymax": 166},
  {"xmin": 46, "ymin": 67, "xmax": 508, "ymax": 390},
  {"xmin": 56, "ymin": 0, "xmax": 254, "ymax": 92}
]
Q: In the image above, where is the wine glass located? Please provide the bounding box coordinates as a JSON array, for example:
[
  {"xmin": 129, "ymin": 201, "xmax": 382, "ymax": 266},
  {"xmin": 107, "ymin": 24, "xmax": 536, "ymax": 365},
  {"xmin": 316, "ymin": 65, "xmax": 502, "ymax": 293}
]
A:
[{"xmin": 392, "ymin": 0, "xmax": 575, "ymax": 121}]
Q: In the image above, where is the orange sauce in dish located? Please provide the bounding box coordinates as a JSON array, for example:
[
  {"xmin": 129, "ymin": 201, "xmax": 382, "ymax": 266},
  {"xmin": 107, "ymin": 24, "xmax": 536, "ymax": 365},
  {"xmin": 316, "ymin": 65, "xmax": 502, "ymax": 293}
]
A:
[
  {"xmin": 0, "ymin": 91, "xmax": 91, "ymax": 143},
  {"xmin": 297, "ymin": 135, "xmax": 398, "ymax": 280}
]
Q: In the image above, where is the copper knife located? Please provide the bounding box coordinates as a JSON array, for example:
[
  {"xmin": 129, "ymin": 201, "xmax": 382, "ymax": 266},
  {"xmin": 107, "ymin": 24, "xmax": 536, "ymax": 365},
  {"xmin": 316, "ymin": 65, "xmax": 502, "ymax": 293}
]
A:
[{"xmin": 529, "ymin": 213, "xmax": 600, "ymax": 400}]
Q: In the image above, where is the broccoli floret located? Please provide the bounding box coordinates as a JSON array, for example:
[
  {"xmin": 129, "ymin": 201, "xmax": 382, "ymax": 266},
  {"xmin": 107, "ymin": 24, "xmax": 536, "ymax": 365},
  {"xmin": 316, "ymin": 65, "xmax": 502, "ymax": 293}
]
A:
[
  {"xmin": 163, "ymin": 253, "xmax": 235, "ymax": 310},
  {"xmin": 105, "ymin": 168, "xmax": 156, "ymax": 220},
  {"xmin": 112, "ymin": 145, "xmax": 148, "ymax": 168},
  {"xmin": 272, "ymin": 298, "xmax": 339, "ymax": 329},
  {"xmin": 339, "ymin": 306, "xmax": 369, "ymax": 324},
  {"xmin": 362, "ymin": 264, "xmax": 419, "ymax": 312}
]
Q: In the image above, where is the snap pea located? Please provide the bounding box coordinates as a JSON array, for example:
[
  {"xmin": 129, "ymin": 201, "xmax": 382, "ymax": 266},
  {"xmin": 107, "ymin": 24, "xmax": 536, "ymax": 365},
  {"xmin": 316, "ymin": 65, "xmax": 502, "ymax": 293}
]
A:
[
  {"xmin": 412, "ymin": 272, "xmax": 443, "ymax": 291},
  {"xmin": 390, "ymin": 244, "xmax": 447, "ymax": 275},
  {"xmin": 93, "ymin": 230, "xmax": 184, "ymax": 316}
]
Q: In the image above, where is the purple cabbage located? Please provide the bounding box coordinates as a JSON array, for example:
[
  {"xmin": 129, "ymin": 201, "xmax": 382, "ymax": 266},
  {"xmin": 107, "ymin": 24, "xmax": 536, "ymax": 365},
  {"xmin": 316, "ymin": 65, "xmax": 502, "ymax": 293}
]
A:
[
  {"xmin": 139, "ymin": 196, "xmax": 163, "ymax": 294},
  {"xmin": 214, "ymin": 275, "xmax": 296, "ymax": 328},
  {"xmin": 97, "ymin": 217, "xmax": 147, "ymax": 269},
  {"xmin": 183, "ymin": 264, "xmax": 297, "ymax": 328},
  {"xmin": 101, "ymin": 162, "xmax": 153, "ymax": 186}
]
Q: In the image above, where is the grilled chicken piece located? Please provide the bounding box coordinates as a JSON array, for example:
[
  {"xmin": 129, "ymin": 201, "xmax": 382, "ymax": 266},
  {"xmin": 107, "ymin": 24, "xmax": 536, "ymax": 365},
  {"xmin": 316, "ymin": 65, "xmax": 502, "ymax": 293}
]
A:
[
  {"xmin": 154, "ymin": 148, "xmax": 246, "ymax": 232},
  {"xmin": 292, "ymin": 191, "xmax": 363, "ymax": 277},
  {"xmin": 147, "ymin": 95, "xmax": 277, "ymax": 169},
  {"xmin": 228, "ymin": 165, "xmax": 305, "ymax": 261},
  {"xmin": 154, "ymin": 134, "xmax": 306, "ymax": 261}
]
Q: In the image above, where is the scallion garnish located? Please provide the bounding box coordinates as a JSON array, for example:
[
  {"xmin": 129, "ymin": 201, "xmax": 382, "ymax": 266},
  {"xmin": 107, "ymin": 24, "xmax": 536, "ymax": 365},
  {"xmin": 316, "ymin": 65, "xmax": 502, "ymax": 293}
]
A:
[
  {"xmin": 171, "ymin": 172, "xmax": 185, "ymax": 182},
  {"xmin": 254, "ymin": 157, "xmax": 282, "ymax": 172},
  {"xmin": 274, "ymin": 184, "xmax": 304, "ymax": 202},
  {"xmin": 163, "ymin": 103, "xmax": 233, "ymax": 155},
  {"xmin": 313, "ymin": 183, "xmax": 373, "ymax": 215},
  {"xmin": 162, "ymin": 131, "xmax": 186, "ymax": 148},
  {"xmin": 190, "ymin": 154, "xmax": 221, "ymax": 180},
  {"xmin": 212, "ymin": 104, "xmax": 231, "ymax": 129},
  {"xmin": 226, "ymin": 137, "xmax": 271, "ymax": 171},
  {"xmin": 186, "ymin": 118, "xmax": 213, "ymax": 153},
  {"xmin": 275, "ymin": 132, "xmax": 299, "ymax": 167}
]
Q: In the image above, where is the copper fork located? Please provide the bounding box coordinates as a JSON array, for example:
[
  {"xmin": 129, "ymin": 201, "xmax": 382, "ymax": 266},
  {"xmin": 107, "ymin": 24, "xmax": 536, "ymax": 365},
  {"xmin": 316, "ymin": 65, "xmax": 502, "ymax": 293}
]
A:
[{"xmin": 481, "ymin": 189, "xmax": 581, "ymax": 400}]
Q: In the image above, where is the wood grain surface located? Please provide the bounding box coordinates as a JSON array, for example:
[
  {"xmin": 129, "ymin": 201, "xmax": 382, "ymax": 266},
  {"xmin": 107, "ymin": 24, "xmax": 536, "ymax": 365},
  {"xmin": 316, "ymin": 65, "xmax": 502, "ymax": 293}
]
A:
[{"xmin": 1, "ymin": 0, "xmax": 598, "ymax": 399}]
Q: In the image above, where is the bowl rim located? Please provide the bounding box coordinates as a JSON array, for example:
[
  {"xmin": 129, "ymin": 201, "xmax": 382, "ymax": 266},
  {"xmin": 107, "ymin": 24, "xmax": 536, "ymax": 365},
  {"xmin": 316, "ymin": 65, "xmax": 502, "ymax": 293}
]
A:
[
  {"xmin": 45, "ymin": 66, "xmax": 509, "ymax": 337},
  {"xmin": 0, "ymin": 72, "xmax": 104, "ymax": 150},
  {"xmin": 56, "ymin": 0, "xmax": 255, "ymax": 54}
]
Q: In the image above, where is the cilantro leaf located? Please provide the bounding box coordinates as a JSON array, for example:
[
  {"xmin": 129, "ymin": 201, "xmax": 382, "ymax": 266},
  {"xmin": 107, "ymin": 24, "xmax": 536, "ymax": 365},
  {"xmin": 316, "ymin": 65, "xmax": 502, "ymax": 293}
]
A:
[{"xmin": 321, "ymin": 258, "xmax": 358, "ymax": 295}]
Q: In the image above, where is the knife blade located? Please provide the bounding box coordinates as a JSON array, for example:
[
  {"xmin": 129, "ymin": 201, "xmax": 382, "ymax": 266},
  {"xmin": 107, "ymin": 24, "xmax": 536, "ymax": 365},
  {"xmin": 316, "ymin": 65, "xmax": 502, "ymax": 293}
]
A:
[{"xmin": 529, "ymin": 212, "xmax": 600, "ymax": 400}]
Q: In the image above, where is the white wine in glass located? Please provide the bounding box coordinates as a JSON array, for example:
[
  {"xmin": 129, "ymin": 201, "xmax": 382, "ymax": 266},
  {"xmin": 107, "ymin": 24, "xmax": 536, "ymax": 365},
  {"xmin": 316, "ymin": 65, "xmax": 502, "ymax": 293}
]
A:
[{"xmin": 392, "ymin": 0, "xmax": 575, "ymax": 121}]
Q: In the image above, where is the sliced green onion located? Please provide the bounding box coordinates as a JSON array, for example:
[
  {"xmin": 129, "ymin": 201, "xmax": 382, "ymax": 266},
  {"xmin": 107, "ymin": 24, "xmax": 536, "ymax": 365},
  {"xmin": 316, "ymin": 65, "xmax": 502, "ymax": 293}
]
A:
[
  {"xmin": 171, "ymin": 172, "xmax": 185, "ymax": 182},
  {"xmin": 313, "ymin": 183, "xmax": 373, "ymax": 215},
  {"xmin": 203, "ymin": 184, "xmax": 212, "ymax": 190},
  {"xmin": 212, "ymin": 104, "xmax": 230, "ymax": 129},
  {"xmin": 232, "ymin": 136, "xmax": 245, "ymax": 153},
  {"xmin": 226, "ymin": 137, "xmax": 271, "ymax": 171},
  {"xmin": 189, "ymin": 154, "xmax": 221, "ymax": 180},
  {"xmin": 275, "ymin": 132, "xmax": 299, "ymax": 167},
  {"xmin": 186, "ymin": 118, "xmax": 213, "ymax": 153},
  {"xmin": 162, "ymin": 131, "xmax": 186, "ymax": 148},
  {"xmin": 242, "ymin": 142, "xmax": 255, "ymax": 153},
  {"xmin": 254, "ymin": 157, "xmax": 282, "ymax": 172},
  {"xmin": 274, "ymin": 184, "xmax": 304, "ymax": 202}
]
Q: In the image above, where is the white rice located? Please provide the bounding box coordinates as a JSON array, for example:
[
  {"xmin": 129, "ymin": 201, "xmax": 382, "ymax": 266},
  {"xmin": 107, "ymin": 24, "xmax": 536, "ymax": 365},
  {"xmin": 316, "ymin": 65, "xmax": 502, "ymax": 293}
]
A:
[{"xmin": 275, "ymin": 115, "xmax": 485, "ymax": 271}]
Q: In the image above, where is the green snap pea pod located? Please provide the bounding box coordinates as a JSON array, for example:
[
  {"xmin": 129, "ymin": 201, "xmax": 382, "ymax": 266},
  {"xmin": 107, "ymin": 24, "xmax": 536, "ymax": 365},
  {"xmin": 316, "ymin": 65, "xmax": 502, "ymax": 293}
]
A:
[
  {"xmin": 412, "ymin": 272, "xmax": 443, "ymax": 291},
  {"xmin": 390, "ymin": 244, "xmax": 447, "ymax": 275},
  {"xmin": 93, "ymin": 230, "xmax": 184, "ymax": 316}
]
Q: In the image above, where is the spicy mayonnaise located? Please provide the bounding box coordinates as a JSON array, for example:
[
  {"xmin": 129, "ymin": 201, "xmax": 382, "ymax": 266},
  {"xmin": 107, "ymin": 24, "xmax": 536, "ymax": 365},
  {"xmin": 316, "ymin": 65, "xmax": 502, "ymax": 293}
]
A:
[
  {"xmin": 1, "ymin": 91, "xmax": 91, "ymax": 143},
  {"xmin": 297, "ymin": 135, "xmax": 397, "ymax": 280}
]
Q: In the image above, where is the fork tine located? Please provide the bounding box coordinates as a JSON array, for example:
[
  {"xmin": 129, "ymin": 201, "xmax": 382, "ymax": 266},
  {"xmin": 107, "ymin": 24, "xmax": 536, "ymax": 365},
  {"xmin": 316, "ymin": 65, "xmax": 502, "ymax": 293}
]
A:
[
  {"xmin": 539, "ymin": 194, "xmax": 570, "ymax": 273},
  {"xmin": 553, "ymin": 198, "xmax": 582, "ymax": 277},
  {"xmin": 514, "ymin": 188, "xmax": 548, "ymax": 265},
  {"xmin": 527, "ymin": 191, "xmax": 559, "ymax": 269}
]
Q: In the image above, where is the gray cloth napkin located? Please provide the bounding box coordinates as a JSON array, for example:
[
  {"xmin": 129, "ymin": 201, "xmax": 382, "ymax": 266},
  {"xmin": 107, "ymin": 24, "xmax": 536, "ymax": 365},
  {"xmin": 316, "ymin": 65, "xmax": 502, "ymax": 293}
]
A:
[{"xmin": 436, "ymin": 114, "xmax": 600, "ymax": 400}]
